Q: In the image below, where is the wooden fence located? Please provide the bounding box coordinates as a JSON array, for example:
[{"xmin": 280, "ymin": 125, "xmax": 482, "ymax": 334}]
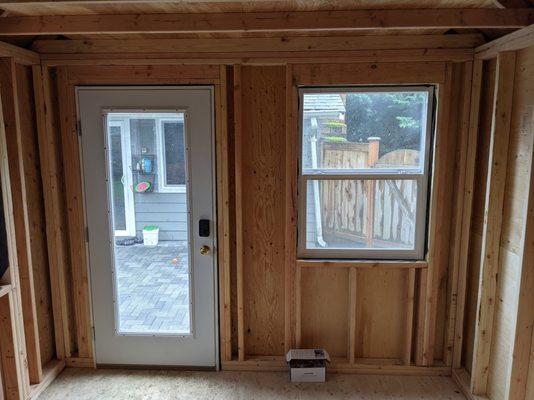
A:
[{"xmin": 319, "ymin": 140, "xmax": 418, "ymax": 248}]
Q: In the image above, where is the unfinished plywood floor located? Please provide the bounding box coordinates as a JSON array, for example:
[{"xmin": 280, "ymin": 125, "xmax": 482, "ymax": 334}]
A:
[{"xmin": 39, "ymin": 368, "xmax": 465, "ymax": 400}]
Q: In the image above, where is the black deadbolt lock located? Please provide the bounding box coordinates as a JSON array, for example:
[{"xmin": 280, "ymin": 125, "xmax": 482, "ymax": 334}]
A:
[{"xmin": 199, "ymin": 219, "xmax": 210, "ymax": 237}]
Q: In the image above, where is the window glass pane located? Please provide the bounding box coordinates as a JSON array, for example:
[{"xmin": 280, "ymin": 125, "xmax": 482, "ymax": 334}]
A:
[
  {"xmin": 163, "ymin": 121, "xmax": 186, "ymax": 185},
  {"xmin": 306, "ymin": 179, "xmax": 417, "ymax": 250},
  {"xmin": 107, "ymin": 112, "xmax": 191, "ymax": 335},
  {"xmin": 302, "ymin": 90, "xmax": 429, "ymax": 171}
]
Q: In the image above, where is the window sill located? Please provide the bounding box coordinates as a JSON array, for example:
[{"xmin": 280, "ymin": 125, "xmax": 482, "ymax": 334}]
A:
[
  {"xmin": 158, "ymin": 186, "xmax": 186, "ymax": 194},
  {"xmin": 296, "ymin": 259, "xmax": 428, "ymax": 269}
]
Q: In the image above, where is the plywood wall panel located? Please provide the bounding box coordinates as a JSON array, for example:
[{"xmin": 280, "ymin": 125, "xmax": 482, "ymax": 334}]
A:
[
  {"xmin": 488, "ymin": 247, "xmax": 522, "ymax": 400},
  {"xmin": 15, "ymin": 64, "xmax": 55, "ymax": 367},
  {"xmin": 355, "ymin": 269, "xmax": 406, "ymax": 360},
  {"xmin": 240, "ymin": 65, "xmax": 286, "ymax": 357},
  {"xmin": 500, "ymin": 48, "xmax": 534, "ymax": 257},
  {"xmin": 301, "ymin": 267, "xmax": 349, "ymax": 358},
  {"xmin": 488, "ymin": 46, "xmax": 534, "ymax": 400}
]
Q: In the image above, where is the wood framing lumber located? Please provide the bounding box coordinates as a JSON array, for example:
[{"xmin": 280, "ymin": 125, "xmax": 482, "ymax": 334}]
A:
[
  {"xmin": 470, "ymin": 51, "xmax": 517, "ymax": 396},
  {"xmin": 56, "ymin": 67, "xmax": 93, "ymax": 359},
  {"xmin": 404, "ymin": 269, "xmax": 416, "ymax": 366},
  {"xmin": 0, "ymin": 9, "xmax": 532, "ymax": 35},
  {"xmin": 0, "ymin": 57, "xmax": 43, "ymax": 385},
  {"xmin": 0, "ymin": 285, "xmax": 11, "ymax": 299},
  {"xmin": 233, "ymin": 65, "xmax": 245, "ymax": 362},
  {"xmin": 0, "ymin": 86, "xmax": 31, "ymax": 400},
  {"xmin": 284, "ymin": 64, "xmax": 297, "ymax": 354},
  {"xmin": 476, "ymin": 23, "xmax": 534, "ymax": 59},
  {"xmin": 0, "ymin": 42, "xmax": 39, "ymax": 66},
  {"xmin": 215, "ymin": 66, "xmax": 232, "ymax": 362},
  {"xmin": 29, "ymin": 359, "xmax": 65, "ymax": 400},
  {"xmin": 31, "ymin": 34, "xmax": 485, "ymax": 54},
  {"xmin": 31, "ymin": 65, "xmax": 70, "ymax": 360},
  {"xmin": 452, "ymin": 59, "xmax": 483, "ymax": 369}
]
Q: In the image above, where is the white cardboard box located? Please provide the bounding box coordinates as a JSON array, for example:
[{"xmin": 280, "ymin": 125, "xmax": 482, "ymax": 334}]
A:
[{"xmin": 286, "ymin": 349, "xmax": 330, "ymax": 383}]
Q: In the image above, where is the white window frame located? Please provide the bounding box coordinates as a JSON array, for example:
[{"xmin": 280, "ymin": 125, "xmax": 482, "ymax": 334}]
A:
[
  {"xmin": 106, "ymin": 118, "xmax": 136, "ymax": 237},
  {"xmin": 297, "ymin": 86, "xmax": 435, "ymax": 260},
  {"xmin": 156, "ymin": 118, "xmax": 187, "ymax": 194}
]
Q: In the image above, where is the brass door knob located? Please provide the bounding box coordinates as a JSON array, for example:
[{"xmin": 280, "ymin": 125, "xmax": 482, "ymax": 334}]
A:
[{"xmin": 199, "ymin": 245, "xmax": 210, "ymax": 255}]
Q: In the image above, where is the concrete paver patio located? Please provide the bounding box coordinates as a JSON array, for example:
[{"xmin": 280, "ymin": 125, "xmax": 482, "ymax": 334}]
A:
[{"xmin": 114, "ymin": 241, "xmax": 191, "ymax": 334}]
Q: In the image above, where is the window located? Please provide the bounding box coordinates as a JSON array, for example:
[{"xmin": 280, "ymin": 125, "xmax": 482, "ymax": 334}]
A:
[
  {"xmin": 298, "ymin": 86, "xmax": 435, "ymax": 260},
  {"xmin": 106, "ymin": 113, "xmax": 187, "ymax": 195},
  {"xmin": 158, "ymin": 119, "xmax": 187, "ymax": 193}
]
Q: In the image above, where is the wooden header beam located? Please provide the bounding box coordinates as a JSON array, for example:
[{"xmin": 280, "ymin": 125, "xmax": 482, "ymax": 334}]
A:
[
  {"xmin": 0, "ymin": 9, "xmax": 532, "ymax": 35},
  {"xmin": 31, "ymin": 34, "xmax": 485, "ymax": 54}
]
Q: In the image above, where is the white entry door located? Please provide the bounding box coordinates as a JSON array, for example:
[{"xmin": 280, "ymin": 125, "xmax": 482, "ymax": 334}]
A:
[{"xmin": 78, "ymin": 87, "xmax": 217, "ymax": 367}]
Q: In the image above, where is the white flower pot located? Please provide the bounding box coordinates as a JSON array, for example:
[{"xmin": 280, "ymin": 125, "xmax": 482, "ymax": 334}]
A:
[{"xmin": 142, "ymin": 227, "xmax": 159, "ymax": 246}]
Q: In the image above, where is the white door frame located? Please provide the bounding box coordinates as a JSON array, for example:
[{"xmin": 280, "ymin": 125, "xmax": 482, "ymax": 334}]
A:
[{"xmin": 107, "ymin": 118, "xmax": 136, "ymax": 237}]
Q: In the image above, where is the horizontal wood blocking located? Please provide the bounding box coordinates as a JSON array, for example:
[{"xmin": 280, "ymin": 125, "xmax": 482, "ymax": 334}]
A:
[
  {"xmin": 64, "ymin": 357, "xmax": 95, "ymax": 368},
  {"xmin": 0, "ymin": 285, "xmax": 12, "ymax": 299},
  {"xmin": 32, "ymin": 34, "xmax": 485, "ymax": 54},
  {"xmin": 296, "ymin": 260, "xmax": 428, "ymax": 269},
  {"xmin": 63, "ymin": 64, "xmax": 220, "ymax": 84},
  {"xmin": 0, "ymin": 9, "xmax": 532, "ymax": 35}
]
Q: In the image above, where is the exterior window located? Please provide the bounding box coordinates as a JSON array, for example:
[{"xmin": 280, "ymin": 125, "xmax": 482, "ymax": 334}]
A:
[
  {"xmin": 158, "ymin": 119, "xmax": 186, "ymax": 192},
  {"xmin": 298, "ymin": 87, "xmax": 435, "ymax": 260}
]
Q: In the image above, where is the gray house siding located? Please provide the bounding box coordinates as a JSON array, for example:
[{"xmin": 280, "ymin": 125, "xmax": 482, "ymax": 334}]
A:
[
  {"xmin": 134, "ymin": 192, "xmax": 188, "ymax": 241},
  {"xmin": 128, "ymin": 117, "xmax": 188, "ymax": 242}
]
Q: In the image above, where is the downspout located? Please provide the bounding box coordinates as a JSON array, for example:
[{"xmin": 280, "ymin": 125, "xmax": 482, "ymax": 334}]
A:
[{"xmin": 310, "ymin": 117, "xmax": 327, "ymax": 248}]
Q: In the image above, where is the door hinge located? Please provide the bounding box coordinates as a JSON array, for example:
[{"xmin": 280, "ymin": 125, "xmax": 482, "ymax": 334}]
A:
[
  {"xmin": 85, "ymin": 226, "xmax": 90, "ymax": 243},
  {"xmin": 76, "ymin": 120, "xmax": 82, "ymax": 136},
  {"xmin": 92, "ymin": 326, "xmax": 96, "ymax": 341}
]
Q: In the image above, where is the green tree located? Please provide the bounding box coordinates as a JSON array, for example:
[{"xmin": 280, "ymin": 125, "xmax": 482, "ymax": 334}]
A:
[{"xmin": 345, "ymin": 92, "xmax": 426, "ymax": 156}]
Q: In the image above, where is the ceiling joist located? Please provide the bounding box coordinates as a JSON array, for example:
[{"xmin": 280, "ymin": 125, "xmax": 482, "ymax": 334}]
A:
[{"xmin": 0, "ymin": 8, "xmax": 532, "ymax": 35}]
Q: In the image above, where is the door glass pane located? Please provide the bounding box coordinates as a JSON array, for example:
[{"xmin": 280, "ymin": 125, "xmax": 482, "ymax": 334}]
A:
[
  {"xmin": 301, "ymin": 90, "xmax": 430, "ymax": 172},
  {"xmin": 306, "ymin": 179, "xmax": 418, "ymax": 250},
  {"xmin": 106, "ymin": 112, "xmax": 191, "ymax": 335}
]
